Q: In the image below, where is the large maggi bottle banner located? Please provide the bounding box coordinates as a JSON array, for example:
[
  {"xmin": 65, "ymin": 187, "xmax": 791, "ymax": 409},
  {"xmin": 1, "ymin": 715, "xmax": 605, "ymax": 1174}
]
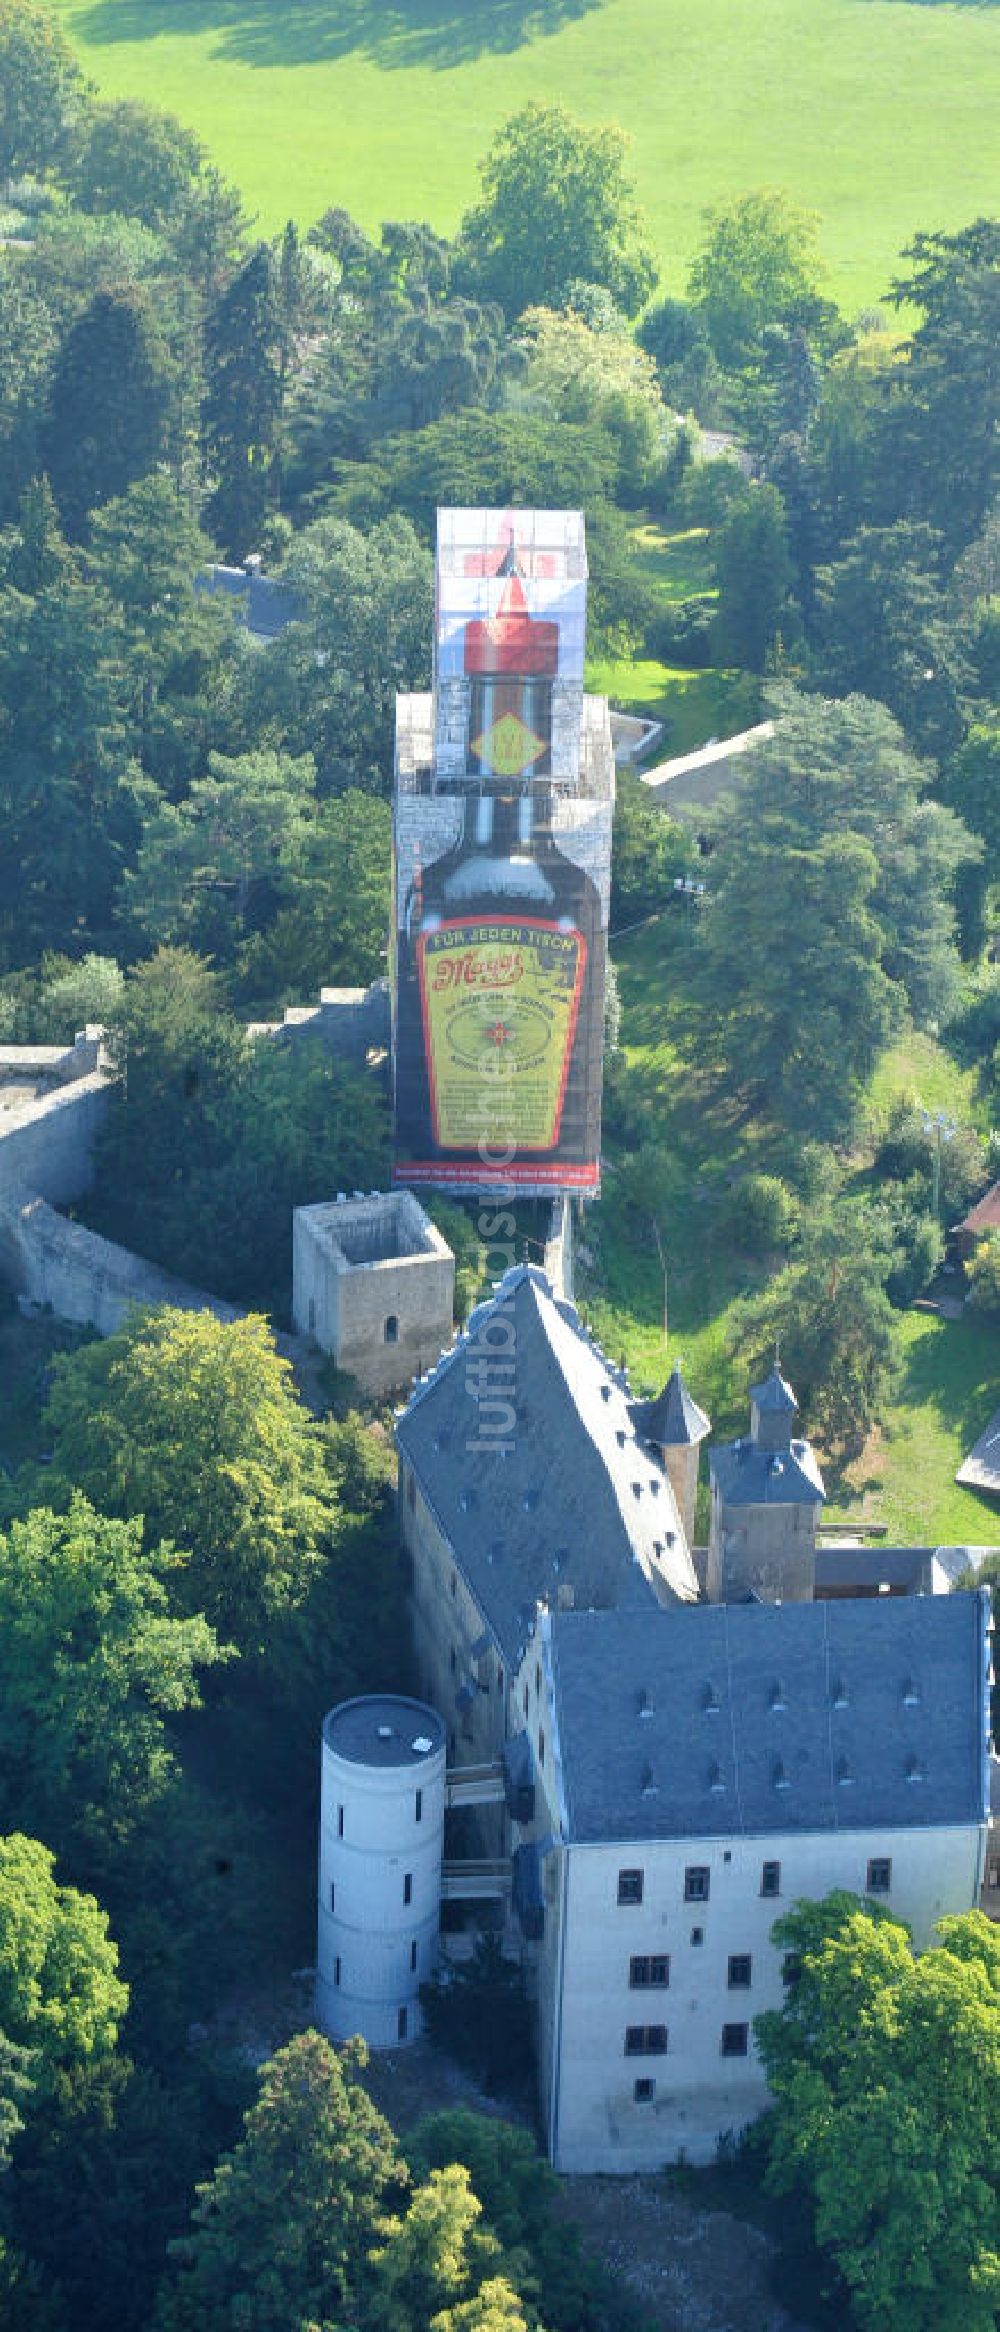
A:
[{"xmin": 392, "ymin": 509, "xmax": 610, "ymax": 1198}]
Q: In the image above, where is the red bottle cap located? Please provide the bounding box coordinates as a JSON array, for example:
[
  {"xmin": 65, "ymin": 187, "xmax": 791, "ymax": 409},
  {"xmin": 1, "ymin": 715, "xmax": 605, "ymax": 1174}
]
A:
[{"xmin": 464, "ymin": 573, "xmax": 559, "ymax": 678}]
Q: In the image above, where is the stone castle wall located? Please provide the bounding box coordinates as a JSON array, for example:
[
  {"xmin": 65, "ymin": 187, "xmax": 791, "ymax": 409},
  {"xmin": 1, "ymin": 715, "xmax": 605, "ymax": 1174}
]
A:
[{"xmin": 0, "ymin": 1195, "xmax": 242, "ymax": 1338}]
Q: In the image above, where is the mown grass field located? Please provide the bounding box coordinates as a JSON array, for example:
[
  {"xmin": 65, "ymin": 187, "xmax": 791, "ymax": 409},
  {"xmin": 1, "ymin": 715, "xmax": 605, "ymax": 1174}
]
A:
[
  {"xmin": 585, "ymin": 920, "xmax": 1000, "ymax": 1546},
  {"xmin": 50, "ymin": 0, "xmax": 1000, "ymax": 311}
]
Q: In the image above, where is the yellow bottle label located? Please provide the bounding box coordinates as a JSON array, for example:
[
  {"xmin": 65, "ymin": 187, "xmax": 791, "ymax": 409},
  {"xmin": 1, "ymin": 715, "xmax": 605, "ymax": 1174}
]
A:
[
  {"xmin": 469, "ymin": 709, "xmax": 548, "ymax": 778},
  {"xmin": 418, "ymin": 917, "xmax": 585, "ymax": 1152}
]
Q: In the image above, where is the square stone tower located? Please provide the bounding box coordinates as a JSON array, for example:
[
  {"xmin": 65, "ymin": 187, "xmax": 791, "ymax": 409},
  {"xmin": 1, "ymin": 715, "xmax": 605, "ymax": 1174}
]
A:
[
  {"xmin": 706, "ymin": 1363, "xmax": 825, "ymax": 1603},
  {"xmin": 292, "ymin": 1191, "xmax": 454, "ymax": 1398}
]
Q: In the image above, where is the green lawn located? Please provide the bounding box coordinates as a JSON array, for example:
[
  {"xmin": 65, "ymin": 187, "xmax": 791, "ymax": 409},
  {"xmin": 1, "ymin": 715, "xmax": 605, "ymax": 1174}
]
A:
[
  {"xmin": 581, "ymin": 920, "xmax": 1000, "ymax": 1546},
  {"xmin": 587, "ymin": 518, "xmax": 761, "ymax": 756},
  {"xmin": 825, "ymin": 1308, "xmax": 1000, "ymax": 1547},
  {"xmin": 587, "ymin": 655, "xmax": 757, "ymax": 755},
  {"xmin": 50, "ymin": 0, "xmax": 1000, "ymax": 311}
]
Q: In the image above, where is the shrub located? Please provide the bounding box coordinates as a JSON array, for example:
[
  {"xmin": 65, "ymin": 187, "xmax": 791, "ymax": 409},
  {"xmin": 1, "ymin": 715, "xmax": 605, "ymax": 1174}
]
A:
[
  {"xmin": 726, "ymin": 1173, "xmax": 799, "ymax": 1254},
  {"xmin": 967, "ymin": 1233, "xmax": 1000, "ymax": 1315}
]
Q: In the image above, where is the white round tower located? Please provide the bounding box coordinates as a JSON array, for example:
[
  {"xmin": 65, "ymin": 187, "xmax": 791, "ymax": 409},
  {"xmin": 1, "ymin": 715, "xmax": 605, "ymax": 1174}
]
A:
[{"xmin": 316, "ymin": 1693, "xmax": 446, "ymax": 2049}]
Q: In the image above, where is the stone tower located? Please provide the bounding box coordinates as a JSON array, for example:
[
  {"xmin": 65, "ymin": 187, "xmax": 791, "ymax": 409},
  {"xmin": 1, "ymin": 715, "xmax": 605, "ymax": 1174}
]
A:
[
  {"xmin": 631, "ymin": 1362, "xmax": 711, "ymax": 1560},
  {"xmin": 706, "ymin": 1361, "xmax": 825, "ymax": 1605}
]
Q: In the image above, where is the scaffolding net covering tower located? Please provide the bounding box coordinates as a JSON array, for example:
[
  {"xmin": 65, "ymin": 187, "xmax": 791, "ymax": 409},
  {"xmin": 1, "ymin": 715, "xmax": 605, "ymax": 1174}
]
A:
[{"xmin": 393, "ymin": 508, "xmax": 613, "ymax": 1196}]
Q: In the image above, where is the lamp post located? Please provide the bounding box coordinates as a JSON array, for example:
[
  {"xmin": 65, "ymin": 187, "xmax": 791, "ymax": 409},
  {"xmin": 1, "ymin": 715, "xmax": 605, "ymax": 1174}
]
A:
[
  {"xmin": 673, "ymin": 873, "xmax": 705, "ymax": 942},
  {"xmin": 919, "ymin": 1106, "xmax": 956, "ymax": 1219}
]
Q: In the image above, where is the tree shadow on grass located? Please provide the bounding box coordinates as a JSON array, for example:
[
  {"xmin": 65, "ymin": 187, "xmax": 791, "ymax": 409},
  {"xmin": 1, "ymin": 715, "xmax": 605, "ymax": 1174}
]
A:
[
  {"xmin": 896, "ymin": 1308, "xmax": 1000, "ymax": 1453},
  {"xmin": 72, "ymin": 0, "xmax": 606, "ymax": 71}
]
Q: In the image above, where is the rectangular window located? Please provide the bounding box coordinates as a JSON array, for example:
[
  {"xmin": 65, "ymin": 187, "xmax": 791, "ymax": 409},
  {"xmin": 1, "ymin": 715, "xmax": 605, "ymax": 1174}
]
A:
[
  {"xmin": 634, "ymin": 2078, "xmax": 656, "ymax": 2103},
  {"xmin": 728, "ymin": 1954, "xmax": 752, "ymax": 1989},
  {"xmin": 337, "ymin": 1804, "xmax": 344, "ymax": 1838},
  {"xmin": 618, "ymin": 1869, "xmax": 644, "ymax": 1907},
  {"xmin": 761, "ymin": 1860, "xmax": 781, "ymax": 1897},
  {"xmin": 410, "ymin": 1940, "xmax": 418, "ymax": 1973},
  {"xmin": 330, "ymin": 1881, "xmax": 336, "ymax": 1913},
  {"xmin": 624, "ymin": 2025, "xmax": 668, "ymax": 2056},
  {"xmin": 415, "ymin": 1790, "xmax": 423, "ymax": 1824},
  {"xmin": 334, "ymin": 1955, "xmax": 341, "ymax": 1986},
  {"xmin": 538, "ymin": 1727, "xmax": 545, "ymax": 1768},
  {"xmin": 867, "ymin": 1857, "xmax": 891, "ymax": 1894},
  {"xmin": 630, "ymin": 1955, "xmax": 670, "ymax": 1989},
  {"xmin": 523, "ymin": 1684, "xmax": 529, "ymax": 1717},
  {"xmin": 684, "ymin": 1866, "xmax": 710, "ymax": 1902},
  {"xmin": 398, "ymin": 2006, "xmax": 408, "ymax": 2041},
  {"xmin": 721, "ymin": 2023, "xmax": 749, "ymax": 2057},
  {"xmin": 690, "ymin": 1926, "xmax": 704, "ymax": 1947},
  {"xmin": 403, "ymin": 1873, "xmax": 413, "ymax": 1906},
  {"xmin": 450, "ymin": 1571, "xmax": 457, "ymax": 1599}
]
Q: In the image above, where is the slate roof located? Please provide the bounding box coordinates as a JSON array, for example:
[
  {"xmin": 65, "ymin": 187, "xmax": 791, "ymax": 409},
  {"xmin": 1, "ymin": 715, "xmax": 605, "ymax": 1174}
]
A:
[
  {"xmin": 396, "ymin": 1266, "xmax": 698, "ymax": 1663},
  {"xmin": 197, "ymin": 566, "xmax": 302, "ymax": 641},
  {"xmin": 751, "ymin": 1362, "xmax": 797, "ymax": 1414},
  {"xmin": 548, "ymin": 1593, "xmax": 991, "ymax": 1844},
  {"xmin": 630, "ymin": 1363, "xmax": 710, "ymax": 1450},
  {"xmin": 708, "ymin": 1434, "xmax": 825, "ymax": 1508}
]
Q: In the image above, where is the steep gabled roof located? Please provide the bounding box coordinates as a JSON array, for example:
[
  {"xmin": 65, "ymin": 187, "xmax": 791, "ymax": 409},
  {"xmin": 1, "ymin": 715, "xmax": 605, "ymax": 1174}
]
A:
[
  {"xmin": 958, "ymin": 1179, "xmax": 1000, "ymax": 1239},
  {"xmin": 396, "ymin": 1267, "xmax": 698, "ymax": 1663},
  {"xmin": 548, "ymin": 1593, "xmax": 990, "ymax": 1844}
]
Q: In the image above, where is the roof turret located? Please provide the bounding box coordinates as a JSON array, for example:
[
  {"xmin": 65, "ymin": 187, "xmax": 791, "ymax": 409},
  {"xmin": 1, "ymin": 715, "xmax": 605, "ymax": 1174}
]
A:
[{"xmin": 631, "ymin": 1362, "xmax": 710, "ymax": 1451}]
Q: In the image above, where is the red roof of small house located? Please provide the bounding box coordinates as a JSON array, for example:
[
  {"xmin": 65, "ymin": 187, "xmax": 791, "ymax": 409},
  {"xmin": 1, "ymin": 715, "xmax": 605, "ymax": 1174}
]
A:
[{"xmin": 958, "ymin": 1179, "xmax": 1000, "ymax": 1238}]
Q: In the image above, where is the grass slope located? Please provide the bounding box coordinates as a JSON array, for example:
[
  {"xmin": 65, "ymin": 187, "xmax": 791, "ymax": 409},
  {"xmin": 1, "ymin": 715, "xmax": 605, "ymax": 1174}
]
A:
[
  {"xmin": 51, "ymin": 0, "xmax": 1000, "ymax": 311},
  {"xmin": 586, "ymin": 921, "xmax": 1000, "ymax": 1546}
]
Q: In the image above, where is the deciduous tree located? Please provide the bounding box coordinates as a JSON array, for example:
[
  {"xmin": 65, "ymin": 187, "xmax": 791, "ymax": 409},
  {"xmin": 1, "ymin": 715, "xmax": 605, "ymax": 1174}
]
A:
[
  {"xmin": 0, "ymin": 1834, "xmax": 127, "ymax": 2101},
  {"xmin": 45, "ymin": 1311, "xmax": 332, "ymax": 1653},
  {"xmin": 688, "ymin": 190, "xmax": 827, "ymax": 372},
  {"xmin": 756, "ymin": 1897, "xmax": 1000, "ymax": 2332},
  {"xmin": 0, "ymin": 0, "xmax": 86, "ymax": 181},
  {"xmin": 71, "ymin": 100, "xmax": 204, "ymax": 232},
  {"xmin": 458, "ymin": 104, "xmax": 655, "ymax": 320},
  {"xmin": 0, "ymin": 1498, "xmax": 220, "ymax": 1857}
]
